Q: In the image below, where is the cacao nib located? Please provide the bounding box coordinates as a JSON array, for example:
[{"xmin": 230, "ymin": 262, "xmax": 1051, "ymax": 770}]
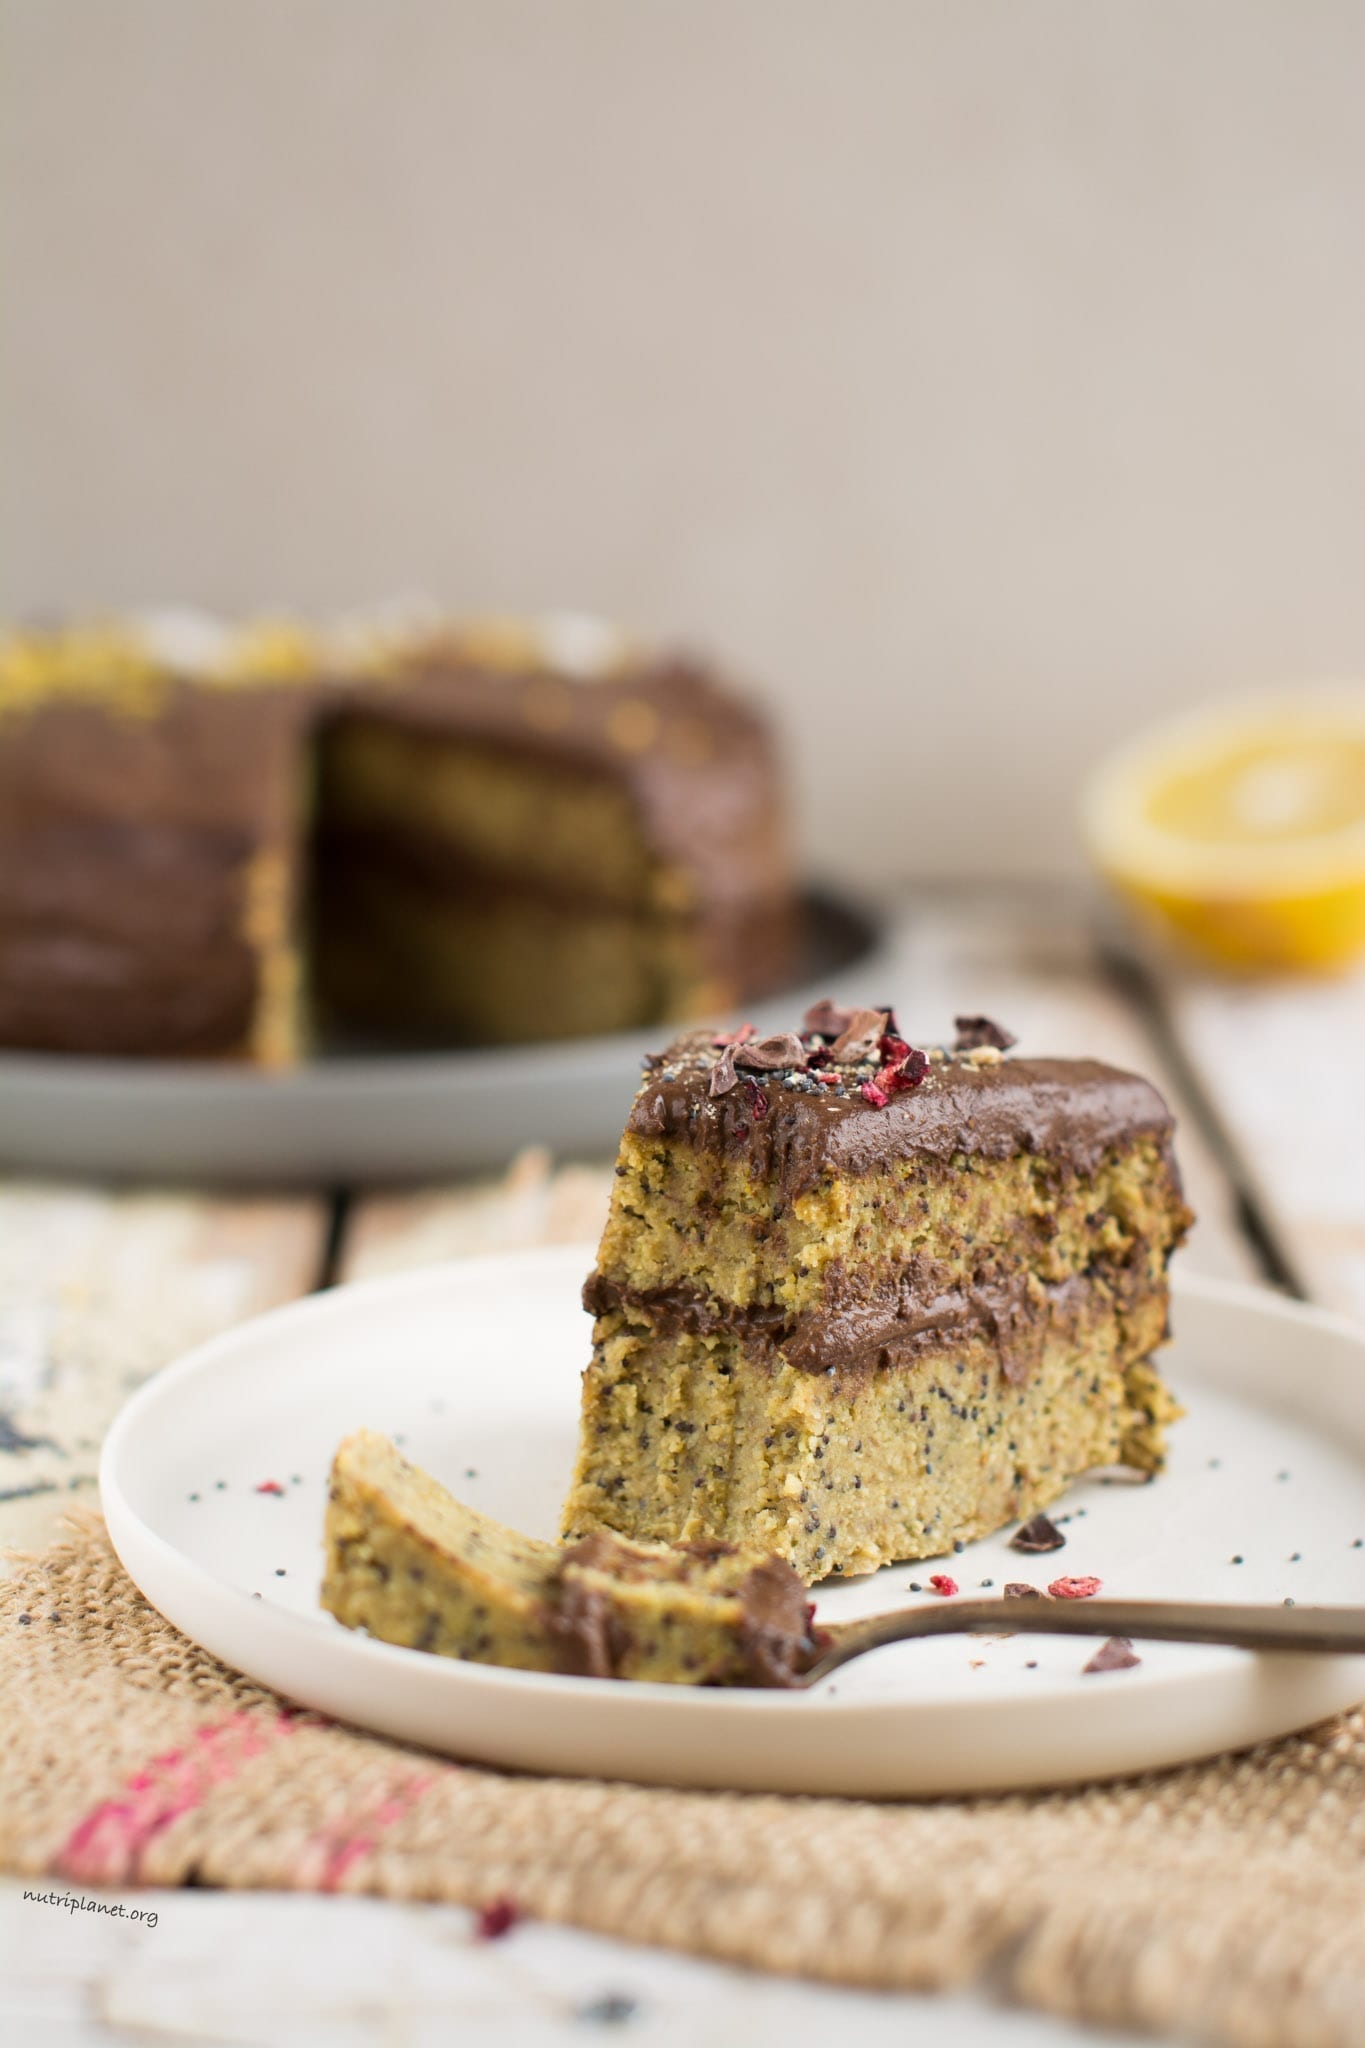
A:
[
  {"xmin": 953, "ymin": 1015, "xmax": 1018, "ymax": 1052},
  {"xmin": 828, "ymin": 1008, "xmax": 890, "ymax": 1062},
  {"xmin": 1082, "ymin": 1636, "xmax": 1140, "ymax": 1674},
  {"xmin": 1009, "ymin": 1513, "xmax": 1066, "ymax": 1554},
  {"xmin": 800, "ymin": 999, "xmax": 854, "ymax": 1039},
  {"xmin": 709, "ymin": 1045, "xmax": 740, "ymax": 1096},
  {"xmin": 735, "ymin": 1031, "xmax": 807, "ymax": 1071}
]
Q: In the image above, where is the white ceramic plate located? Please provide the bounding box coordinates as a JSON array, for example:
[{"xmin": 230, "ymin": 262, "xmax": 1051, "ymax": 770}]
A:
[
  {"xmin": 100, "ymin": 1249, "xmax": 1365, "ymax": 1797},
  {"xmin": 0, "ymin": 892, "xmax": 885, "ymax": 1185}
]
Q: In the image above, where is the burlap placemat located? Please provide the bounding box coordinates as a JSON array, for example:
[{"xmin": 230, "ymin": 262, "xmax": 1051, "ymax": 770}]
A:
[{"xmin": 5, "ymin": 1514, "xmax": 1365, "ymax": 2048}]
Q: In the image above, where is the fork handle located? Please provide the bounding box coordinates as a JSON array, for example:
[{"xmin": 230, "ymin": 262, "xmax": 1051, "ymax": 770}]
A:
[{"xmin": 809, "ymin": 1597, "xmax": 1365, "ymax": 1679}]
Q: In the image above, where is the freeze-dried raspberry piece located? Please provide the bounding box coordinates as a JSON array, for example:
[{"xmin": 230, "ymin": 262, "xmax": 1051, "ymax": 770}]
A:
[
  {"xmin": 882, "ymin": 1047, "xmax": 930, "ymax": 1092},
  {"xmin": 474, "ymin": 1896, "xmax": 521, "ymax": 1940},
  {"xmin": 1009, "ymin": 1513, "xmax": 1065, "ymax": 1553}
]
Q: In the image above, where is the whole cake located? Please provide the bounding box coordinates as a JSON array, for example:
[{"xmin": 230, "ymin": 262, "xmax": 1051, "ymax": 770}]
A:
[
  {"xmin": 0, "ymin": 612, "xmax": 794, "ymax": 1059},
  {"xmin": 322, "ymin": 1428, "xmax": 817, "ymax": 1686},
  {"xmin": 562, "ymin": 1005, "xmax": 1193, "ymax": 1579}
]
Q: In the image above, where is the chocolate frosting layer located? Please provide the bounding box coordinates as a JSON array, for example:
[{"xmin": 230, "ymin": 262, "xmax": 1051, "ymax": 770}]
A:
[
  {"xmin": 629, "ymin": 1053, "xmax": 1177, "ymax": 1195},
  {"xmin": 587, "ymin": 1256, "xmax": 1161, "ymax": 1385}
]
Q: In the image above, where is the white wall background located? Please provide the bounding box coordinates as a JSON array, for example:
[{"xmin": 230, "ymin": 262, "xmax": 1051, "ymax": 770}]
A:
[{"xmin": 5, "ymin": 0, "xmax": 1365, "ymax": 881}]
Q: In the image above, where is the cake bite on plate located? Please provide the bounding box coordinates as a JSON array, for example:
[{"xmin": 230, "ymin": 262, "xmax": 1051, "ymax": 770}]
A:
[
  {"xmin": 562, "ymin": 1005, "xmax": 1193, "ymax": 1579},
  {"xmin": 322, "ymin": 1428, "xmax": 818, "ymax": 1686}
]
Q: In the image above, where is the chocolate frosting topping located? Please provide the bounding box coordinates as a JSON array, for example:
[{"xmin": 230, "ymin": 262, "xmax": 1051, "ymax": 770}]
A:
[{"xmin": 630, "ymin": 1048, "xmax": 1177, "ymax": 1197}]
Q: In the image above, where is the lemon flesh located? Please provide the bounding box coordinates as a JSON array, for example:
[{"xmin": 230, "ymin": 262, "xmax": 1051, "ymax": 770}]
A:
[{"xmin": 1081, "ymin": 690, "xmax": 1365, "ymax": 974}]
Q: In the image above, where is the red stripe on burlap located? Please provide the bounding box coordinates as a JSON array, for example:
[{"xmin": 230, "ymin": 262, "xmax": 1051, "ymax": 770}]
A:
[
  {"xmin": 58, "ymin": 1708, "xmax": 301, "ymax": 1885},
  {"xmin": 293, "ymin": 1770, "xmax": 440, "ymax": 1892}
]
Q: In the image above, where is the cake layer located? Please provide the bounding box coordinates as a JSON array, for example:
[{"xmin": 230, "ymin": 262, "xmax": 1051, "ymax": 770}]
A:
[
  {"xmin": 311, "ymin": 847, "xmax": 773, "ymax": 1046},
  {"xmin": 324, "ymin": 1429, "xmax": 563, "ymax": 1670},
  {"xmin": 594, "ymin": 1123, "xmax": 1184, "ymax": 1331},
  {"xmin": 310, "ymin": 820, "xmax": 793, "ymax": 1045},
  {"xmin": 317, "ymin": 714, "xmax": 693, "ymax": 913},
  {"xmin": 563, "ymin": 1280, "xmax": 1180, "ymax": 1579}
]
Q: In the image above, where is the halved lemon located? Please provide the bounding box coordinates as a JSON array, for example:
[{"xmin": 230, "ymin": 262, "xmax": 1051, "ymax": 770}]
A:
[{"xmin": 1081, "ymin": 686, "xmax": 1365, "ymax": 974}]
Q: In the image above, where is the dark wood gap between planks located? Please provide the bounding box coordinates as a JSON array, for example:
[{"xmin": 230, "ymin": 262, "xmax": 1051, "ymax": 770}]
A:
[
  {"xmin": 1097, "ymin": 939, "xmax": 1308, "ymax": 1301},
  {"xmin": 316, "ymin": 1188, "xmax": 354, "ymax": 1291}
]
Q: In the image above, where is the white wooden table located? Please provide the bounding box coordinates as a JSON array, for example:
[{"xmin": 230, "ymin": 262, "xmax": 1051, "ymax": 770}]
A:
[{"xmin": 4, "ymin": 890, "xmax": 1362, "ymax": 2048}]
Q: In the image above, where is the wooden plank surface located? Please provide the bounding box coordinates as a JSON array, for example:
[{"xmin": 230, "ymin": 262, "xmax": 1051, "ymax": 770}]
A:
[
  {"xmin": 338, "ymin": 1146, "xmax": 612, "ymax": 1285},
  {"xmin": 1154, "ymin": 966, "xmax": 1365, "ymax": 1322},
  {"xmin": 0, "ymin": 1183, "xmax": 329, "ymax": 1554}
]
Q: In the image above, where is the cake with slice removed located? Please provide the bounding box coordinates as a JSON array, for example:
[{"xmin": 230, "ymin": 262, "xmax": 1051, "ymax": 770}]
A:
[
  {"xmin": 0, "ymin": 612, "xmax": 794, "ymax": 1060},
  {"xmin": 561, "ymin": 1006, "xmax": 1193, "ymax": 1580},
  {"xmin": 321, "ymin": 1428, "xmax": 817, "ymax": 1685}
]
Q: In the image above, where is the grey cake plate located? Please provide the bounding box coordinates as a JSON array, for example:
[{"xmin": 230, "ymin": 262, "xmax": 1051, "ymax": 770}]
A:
[{"xmin": 0, "ymin": 890, "xmax": 893, "ymax": 1185}]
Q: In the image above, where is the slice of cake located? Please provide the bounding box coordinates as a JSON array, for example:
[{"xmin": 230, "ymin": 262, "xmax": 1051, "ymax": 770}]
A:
[
  {"xmin": 562, "ymin": 1006, "xmax": 1193, "ymax": 1579},
  {"xmin": 321, "ymin": 1429, "xmax": 816, "ymax": 1686}
]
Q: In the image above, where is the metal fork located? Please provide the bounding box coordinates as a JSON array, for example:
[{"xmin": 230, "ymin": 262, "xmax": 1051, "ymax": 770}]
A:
[{"xmin": 799, "ymin": 1596, "xmax": 1365, "ymax": 1684}]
